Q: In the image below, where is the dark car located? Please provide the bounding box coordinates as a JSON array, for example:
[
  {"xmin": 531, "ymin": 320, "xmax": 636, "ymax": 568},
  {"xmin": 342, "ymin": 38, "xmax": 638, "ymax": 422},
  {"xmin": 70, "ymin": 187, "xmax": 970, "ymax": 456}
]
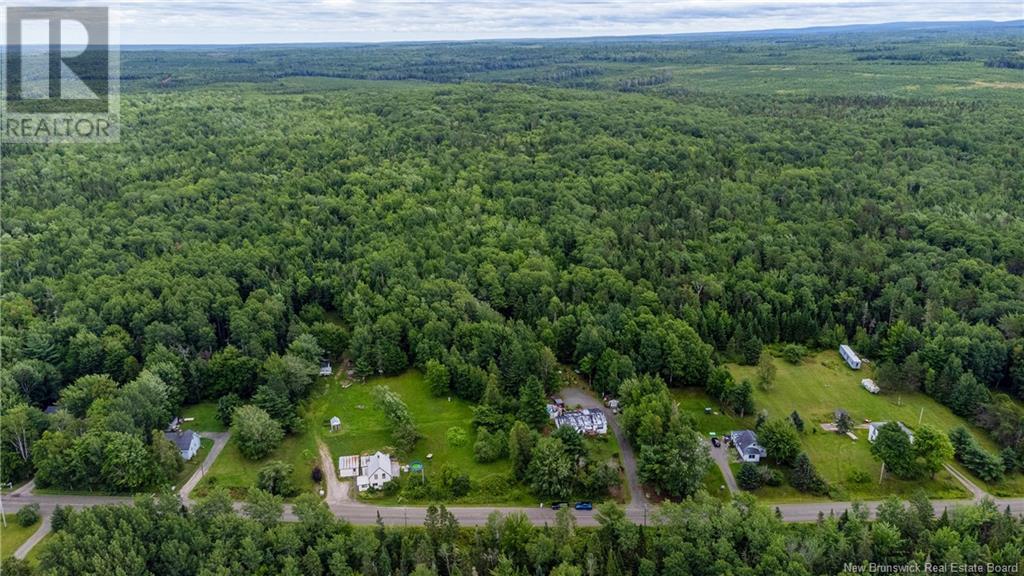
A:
[
  {"xmin": 711, "ymin": 437, "xmax": 721, "ymax": 448},
  {"xmin": 574, "ymin": 501, "xmax": 593, "ymax": 511}
]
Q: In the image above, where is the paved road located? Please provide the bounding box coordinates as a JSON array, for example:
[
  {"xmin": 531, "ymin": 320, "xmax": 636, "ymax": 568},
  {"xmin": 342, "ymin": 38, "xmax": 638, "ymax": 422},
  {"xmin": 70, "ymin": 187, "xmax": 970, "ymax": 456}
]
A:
[
  {"xmin": 180, "ymin": 432, "xmax": 230, "ymax": 503},
  {"xmin": 560, "ymin": 387, "xmax": 647, "ymax": 508},
  {"xmin": 5, "ymin": 416, "xmax": 1024, "ymax": 542}
]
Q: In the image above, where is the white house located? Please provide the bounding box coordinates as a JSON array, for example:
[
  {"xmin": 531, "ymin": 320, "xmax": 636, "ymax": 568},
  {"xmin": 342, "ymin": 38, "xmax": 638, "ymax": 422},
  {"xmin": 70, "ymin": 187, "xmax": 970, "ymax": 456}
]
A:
[
  {"xmin": 868, "ymin": 421, "xmax": 915, "ymax": 444},
  {"xmin": 861, "ymin": 379, "xmax": 880, "ymax": 394},
  {"xmin": 164, "ymin": 430, "xmax": 201, "ymax": 461},
  {"xmin": 357, "ymin": 451, "xmax": 398, "ymax": 491},
  {"xmin": 320, "ymin": 360, "xmax": 333, "ymax": 377},
  {"xmin": 840, "ymin": 344, "xmax": 862, "ymax": 370},
  {"xmin": 731, "ymin": 430, "xmax": 767, "ymax": 463},
  {"xmin": 338, "ymin": 455, "xmax": 360, "ymax": 478}
]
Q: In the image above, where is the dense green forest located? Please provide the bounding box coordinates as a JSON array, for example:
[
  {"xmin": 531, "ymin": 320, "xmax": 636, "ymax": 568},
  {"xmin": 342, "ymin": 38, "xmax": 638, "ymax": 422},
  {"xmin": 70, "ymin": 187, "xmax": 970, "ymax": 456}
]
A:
[{"xmin": 3, "ymin": 22, "xmax": 1024, "ymax": 503}]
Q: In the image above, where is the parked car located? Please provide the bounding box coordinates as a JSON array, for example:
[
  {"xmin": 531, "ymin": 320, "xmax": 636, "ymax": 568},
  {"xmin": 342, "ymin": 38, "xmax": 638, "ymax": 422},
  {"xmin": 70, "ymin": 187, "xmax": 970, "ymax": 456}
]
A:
[
  {"xmin": 551, "ymin": 502, "xmax": 568, "ymax": 510},
  {"xmin": 711, "ymin": 437, "xmax": 721, "ymax": 448},
  {"xmin": 574, "ymin": 501, "xmax": 593, "ymax": 511}
]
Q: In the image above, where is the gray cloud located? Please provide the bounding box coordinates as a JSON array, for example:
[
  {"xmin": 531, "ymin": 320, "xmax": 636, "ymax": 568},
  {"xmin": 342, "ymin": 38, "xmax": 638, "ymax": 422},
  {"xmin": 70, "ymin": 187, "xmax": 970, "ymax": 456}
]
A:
[{"xmin": 84, "ymin": 0, "xmax": 1024, "ymax": 43}]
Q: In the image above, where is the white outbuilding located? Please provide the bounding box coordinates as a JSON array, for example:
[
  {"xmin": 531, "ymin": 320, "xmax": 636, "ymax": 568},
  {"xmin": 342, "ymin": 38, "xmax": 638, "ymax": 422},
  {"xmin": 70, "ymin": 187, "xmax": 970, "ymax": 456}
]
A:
[{"xmin": 840, "ymin": 344, "xmax": 862, "ymax": 370}]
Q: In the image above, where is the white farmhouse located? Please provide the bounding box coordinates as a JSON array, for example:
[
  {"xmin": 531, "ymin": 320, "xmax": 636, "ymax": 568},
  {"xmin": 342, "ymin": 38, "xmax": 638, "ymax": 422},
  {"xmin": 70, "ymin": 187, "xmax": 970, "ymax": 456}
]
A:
[
  {"xmin": 868, "ymin": 421, "xmax": 915, "ymax": 444},
  {"xmin": 731, "ymin": 430, "xmax": 767, "ymax": 463},
  {"xmin": 357, "ymin": 451, "xmax": 398, "ymax": 491},
  {"xmin": 164, "ymin": 430, "xmax": 202, "ymax": 461}
]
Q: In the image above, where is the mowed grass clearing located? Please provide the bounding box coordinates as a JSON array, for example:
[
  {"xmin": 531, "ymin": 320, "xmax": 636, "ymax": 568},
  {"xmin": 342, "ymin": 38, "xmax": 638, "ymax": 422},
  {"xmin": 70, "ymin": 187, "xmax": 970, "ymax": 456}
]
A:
[
  {"xmin": 194, "ymin": 429, "xmax": 319, "ymax": 500},
  {"xmin": 306, "ymin": 370, "xmax": 529, "ymax": 505},
  {"xmin": 1, "ymin": 515, "xmax": 40, "ymax": 558},
  {"xmin": 727, "ymin": 350, "xmax": 1011, "ymax": 498},
  {"xmin": 181, "ymin": 402, "xmax": 226, "ymax": 432}
]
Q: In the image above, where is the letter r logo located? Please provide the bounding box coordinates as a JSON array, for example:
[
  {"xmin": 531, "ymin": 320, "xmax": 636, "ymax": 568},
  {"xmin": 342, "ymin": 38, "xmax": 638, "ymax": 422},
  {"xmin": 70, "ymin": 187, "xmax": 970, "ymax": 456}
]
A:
[{"xmin": 4, "ymin": 6, "xmax": 110, "ymax": 113}]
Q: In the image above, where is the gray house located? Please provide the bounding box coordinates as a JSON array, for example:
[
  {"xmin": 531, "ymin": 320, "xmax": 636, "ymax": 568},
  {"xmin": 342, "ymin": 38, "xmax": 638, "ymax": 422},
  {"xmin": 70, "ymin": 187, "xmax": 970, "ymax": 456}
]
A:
[
  {"xmin": 164, "ymin": 430, "xmax": 202, "ymax": 461},
  {"xmin": 731, "ymin": 430, "xmax": 768, "ymax": 463}
]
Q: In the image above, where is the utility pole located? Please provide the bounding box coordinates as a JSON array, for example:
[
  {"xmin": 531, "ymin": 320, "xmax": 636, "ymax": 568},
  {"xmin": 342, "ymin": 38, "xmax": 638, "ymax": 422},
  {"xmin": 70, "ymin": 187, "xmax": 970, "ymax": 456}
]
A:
[
  {"xmin": 918, "ymin": 407, "xmax": 924, "ymax": 426},
  {"xmin": 879, "ymin": 462, "xmax": 886, "ymax": 484}
]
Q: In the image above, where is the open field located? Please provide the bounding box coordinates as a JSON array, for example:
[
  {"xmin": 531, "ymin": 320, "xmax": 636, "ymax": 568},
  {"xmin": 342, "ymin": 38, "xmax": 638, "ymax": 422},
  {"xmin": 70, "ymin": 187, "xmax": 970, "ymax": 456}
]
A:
[
  {"xmin": 306, "ymin": 370, "xmax": 531, "ymax": 505},
  {"xmin": 727, "ymin": 350, "xmax": 1018, "ymax": 498},
  {"xmin": 194, "ymin": 431, "xmax": 319, "ymax": 500},
  {"xmin": 1, "ymin": 515, "xmax": 39, "ymax": 558},
  {"xmin": 673, "ymin": 387, "xmax": 752, "ymax": 435},
  {"xmin": 802, "ymin": 430, "xmax": 968, "ymax": 500},
  {"xmin": 701, "ymin": 463, "xmax": 730, "ymax": 501},
  {"xmin": 182, "ymin": 402, "xmax": 227, "ymax": 433}
]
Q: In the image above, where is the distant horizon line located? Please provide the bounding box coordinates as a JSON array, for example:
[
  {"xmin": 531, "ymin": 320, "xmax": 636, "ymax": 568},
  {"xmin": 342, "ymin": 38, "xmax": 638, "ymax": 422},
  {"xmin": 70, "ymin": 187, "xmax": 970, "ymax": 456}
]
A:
[{"xmin": 21, "ymin": 17, "xmax": 1021, "ymax": 49}]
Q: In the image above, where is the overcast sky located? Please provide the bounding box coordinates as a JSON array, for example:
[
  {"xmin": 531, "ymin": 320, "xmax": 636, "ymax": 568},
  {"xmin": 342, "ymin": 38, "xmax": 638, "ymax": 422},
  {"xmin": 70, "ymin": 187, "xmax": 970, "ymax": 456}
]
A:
[{"xmin": 59, "ymin": 0, "xmax": 1024, "ymax": 44}]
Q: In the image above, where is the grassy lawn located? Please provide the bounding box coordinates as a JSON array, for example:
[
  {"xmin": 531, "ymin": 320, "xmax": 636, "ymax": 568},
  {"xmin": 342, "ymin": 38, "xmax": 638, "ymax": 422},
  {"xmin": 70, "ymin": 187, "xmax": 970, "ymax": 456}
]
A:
[
  {"xmin": 673, "ymin": 387, "xmax": 752, "ymax": 435},
  {"xmin": 1, "ymin": 515, "xmax": 40, "ymax": 558},
  {"xmin": 306, "ymin": 370, "xmax": 532, "ymax": 505},
  {"xmin": 726, "ymin": 350, "xmax": 1010, "ymax": 499},
  {"xmin": 193, "ymin": 431, "xmax": 319, "ymax": 500},
  {"xmin": 181, "ymin": 402, "xmax": 226, "ymax": 432},
  {"xmin": 701, "ymin": 463, "xmax": 731, "ymax": 501},
  {"xmin": 802, "ymin": 430, "xmax": 968, "ymax": 500}
]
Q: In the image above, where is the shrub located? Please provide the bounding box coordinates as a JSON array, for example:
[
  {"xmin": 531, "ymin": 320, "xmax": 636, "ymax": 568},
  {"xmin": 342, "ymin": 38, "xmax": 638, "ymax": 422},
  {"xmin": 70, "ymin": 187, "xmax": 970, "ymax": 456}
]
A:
[
  {"xmin": 949, "ymin": 427, "xmax": 1004, "ymax": 483},
  {"xmin": 50, "ymin": 505, "xmax": 72, "ymax": 532},
  {"xmin": 257, "ymin": 460, "xmax": 297, "ymax": 497},
  {"xmin": 232, "ymin": 405, "xmax": 284, "ymax": 460},
  {"xmin": 446, "ymin": 426, "xmax": 468, "ymax": 448},
  {"xmin": 217, "ymin": 393, "xmax": 242, "ymax": 427},
  {"xmin": 790, "ymin": 453, "xmax": 829, "ymax": 495},
  {"xmin": 780, "ymin": 344, "xmax": 807, "ymax": 364},
  {"xmin": 474, "ymin": 428, "xmax": 507, "ymax": 463},
  {"xmin": 737, "ymin": 463, "xmax": 762, "ymax": 490},
  {"xmin": 16, "ymin": 503, "xmax": 40, "ymax": 527},
  {"xmin": 759, "ymin": 466, "xmax": 784, "ymax": 487},
  {"xmin": 311, "ymin": 466, "xmax": 323, "ymax": 483},
  {"xmin": 847, "ymin": 469, "xmax": 871, "ymax": 484}
]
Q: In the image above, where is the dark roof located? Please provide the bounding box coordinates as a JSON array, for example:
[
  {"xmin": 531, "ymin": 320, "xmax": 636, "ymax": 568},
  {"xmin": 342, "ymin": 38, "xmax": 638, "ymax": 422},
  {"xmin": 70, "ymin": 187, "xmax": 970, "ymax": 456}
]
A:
[
  {"xmin": 44, "ymin": 405, "xmax": 59, "ymax": 414},
  {"xmin": 731, "ymin": 430, "xmax": 767, "ymax": 457},
  {"xmin": 164, "ymin": 430, "xmax": 199, "ymax": 451}
]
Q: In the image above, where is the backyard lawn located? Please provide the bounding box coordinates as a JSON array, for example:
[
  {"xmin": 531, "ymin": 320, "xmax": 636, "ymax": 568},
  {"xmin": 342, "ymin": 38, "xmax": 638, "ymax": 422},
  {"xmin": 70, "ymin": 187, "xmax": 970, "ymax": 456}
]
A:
[
  {"xmin": 305, "ymin": 370, "xmax": 532, "ymax": 505},
  {"xmin": 726, "ymin": 349, "xmax": 1020, "ymax": 498},
  {"xmin": 193, "ymin": 431, "xmax": 319, "ymax": 500},
  {"xmin": 673, "ymin": 387, "xmax": 752, "ymax": 435},
  {"xmin": 1, "ymin": 515, "xmax": 40, "ymax": 558},
  {"xmin": 181, "ymin": 402, "xmax": 227, "ymax": 433}
]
